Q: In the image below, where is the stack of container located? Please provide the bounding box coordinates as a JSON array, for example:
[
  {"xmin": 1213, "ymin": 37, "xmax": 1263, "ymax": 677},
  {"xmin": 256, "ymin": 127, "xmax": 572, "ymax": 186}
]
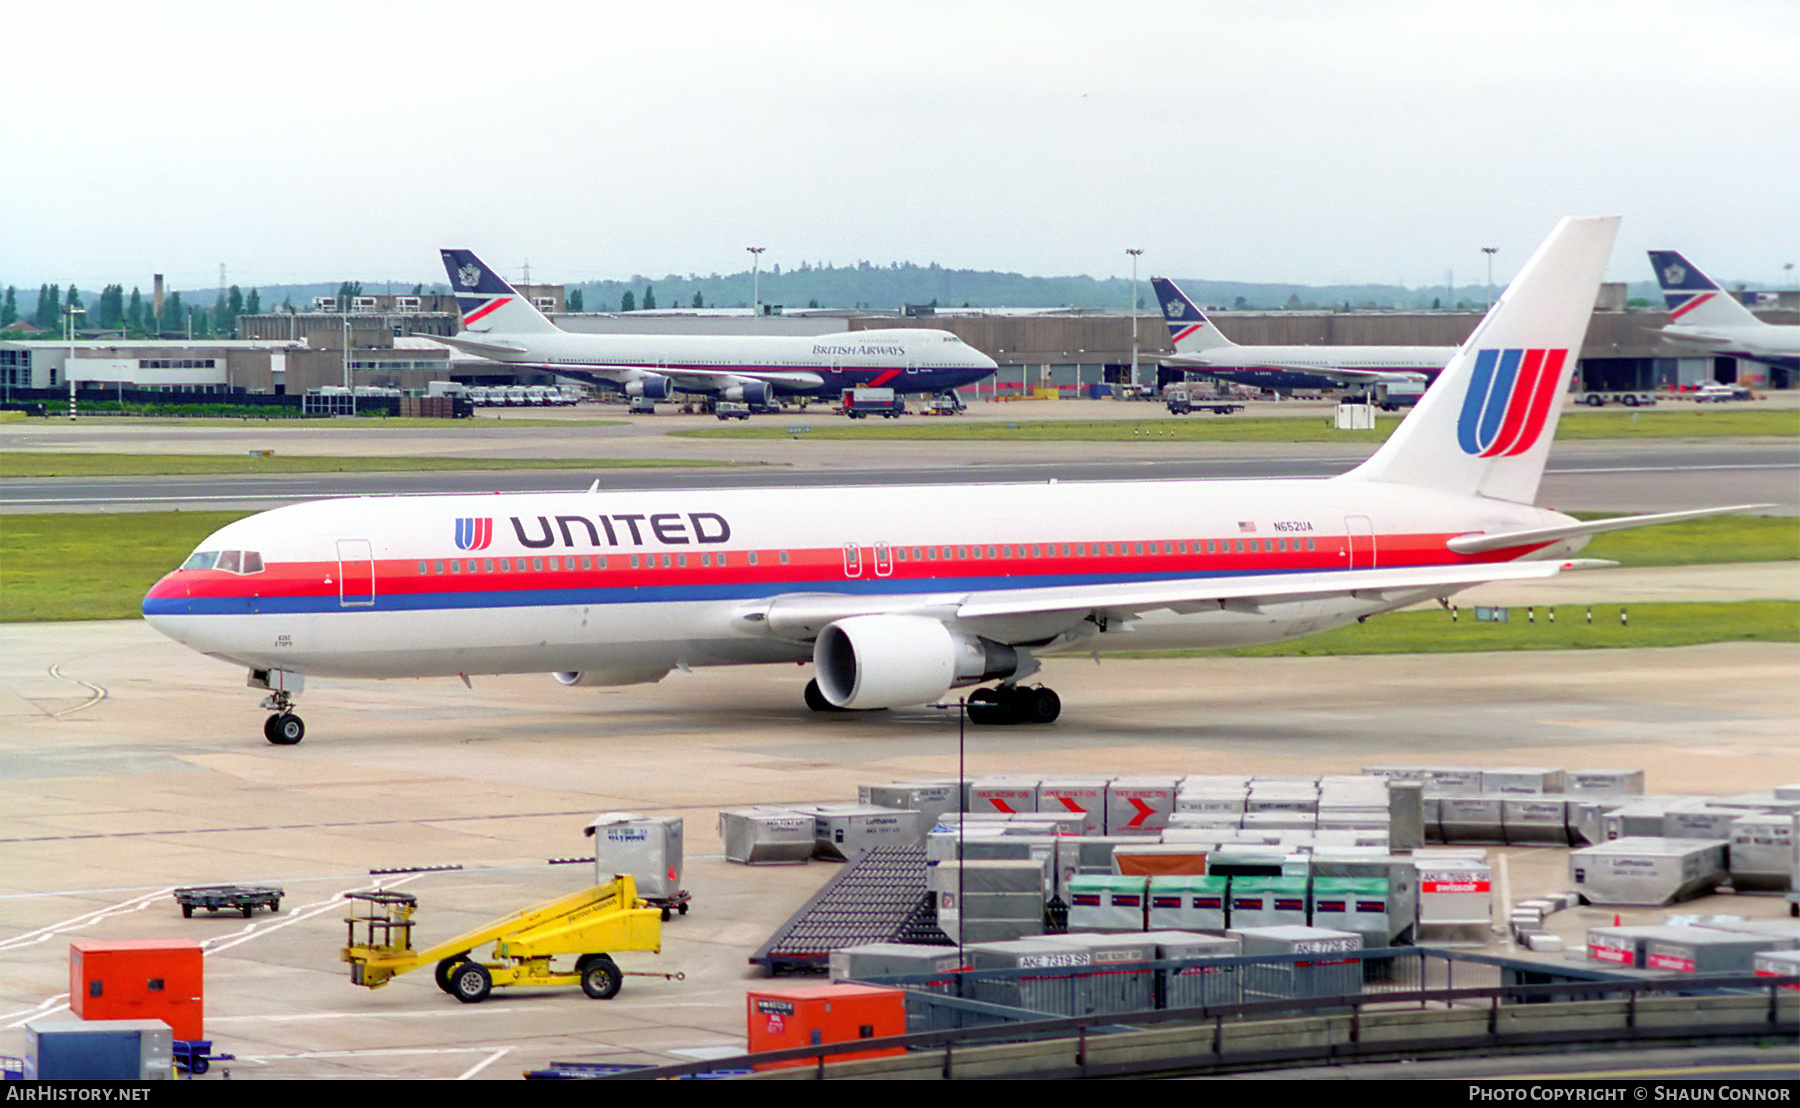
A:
[{"xmin": 929, "ymin": 858, "xmax": 1046, "ymax": 944}]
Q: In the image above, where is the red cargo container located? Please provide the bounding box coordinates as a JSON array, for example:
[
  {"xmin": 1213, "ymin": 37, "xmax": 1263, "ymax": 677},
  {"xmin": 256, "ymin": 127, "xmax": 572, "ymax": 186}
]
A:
[
  {"xmin": 69, "ymin": 940, "xmax": 204, "ymax": 1041},
  {"xmin": 745, "ymin": 983, "xmax": 905, "ymax": 1071}
]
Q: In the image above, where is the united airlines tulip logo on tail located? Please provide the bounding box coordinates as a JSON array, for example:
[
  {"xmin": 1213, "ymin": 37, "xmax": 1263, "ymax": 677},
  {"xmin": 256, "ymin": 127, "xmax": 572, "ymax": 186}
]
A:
[
  {"xmin": 1456, "ymin": 348, "xmax": 1566, "ymax": 457},
  {"xmin": 455, "ymin": 517, "xmax": 494, "ymax": 551}
]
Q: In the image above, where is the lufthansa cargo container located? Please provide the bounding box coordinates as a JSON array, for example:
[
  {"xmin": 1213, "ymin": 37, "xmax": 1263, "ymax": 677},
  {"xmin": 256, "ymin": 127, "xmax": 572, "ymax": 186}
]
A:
[
  {"xmin": 1729, "ymin": 814, "xmax": 1796, "ymax": 891},
  {"xmin": 1570, "ymin": 838, "xmax": 1729, "ymax": 906},
  {"xmin": 802, "ymin": 804, "xmax": 924, "ymax": 861},
  {"xmin": 719, "ymin": 806, "xmax": 815, "ymax": 865},
  {"xmin": 861, "ymin": 781, "xmax": 964, "ymax": 826},
  {"xmin": 1565, "ymin": 769, "xmax": 1646, "ymax": 797}
]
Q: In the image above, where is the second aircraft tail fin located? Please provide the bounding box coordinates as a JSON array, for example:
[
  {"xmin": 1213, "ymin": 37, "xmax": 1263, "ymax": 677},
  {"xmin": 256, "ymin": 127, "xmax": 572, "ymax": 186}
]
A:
[
  {"xmin": 441, "ymin": 249, "xmax": 563, "ymax": 335},
  {"xmin": 1648, "ymin": 250, "xmax": 1763, "ymax": 331},
  {"xmin": 1151, "ymin": 277, "xmax": 1236, "ymax": 353}
]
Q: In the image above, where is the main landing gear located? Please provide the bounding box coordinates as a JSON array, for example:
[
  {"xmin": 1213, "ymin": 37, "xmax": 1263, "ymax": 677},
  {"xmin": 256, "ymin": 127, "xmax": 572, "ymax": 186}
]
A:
[
  {"xmin": 260, "ymin": 690, "xmax": 305, "ymax": 745},
  {"xmin": 966, "ymin": 684, "xmax": 1061, "ymax": 726},
  {"xmin": 801, "ymin": 680, "xmax": 1061, "ymax": 724}
]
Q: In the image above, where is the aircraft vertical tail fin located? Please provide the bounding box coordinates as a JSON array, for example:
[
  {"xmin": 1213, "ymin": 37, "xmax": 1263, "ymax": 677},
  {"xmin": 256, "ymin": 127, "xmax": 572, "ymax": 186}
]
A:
[
  {"xmin": 1151, "ymin": 277, "xmax": 1237, "ymax": 352},
  {"xmin": 1648, "ymin": 250, "xmax": 1763, "ymax": 330},
  {"xmin": 440, "ymin": 249, "xmax": 563, "ymax": 335},
  {"xmin": 1342, "ymin": 215, "xmax": 1619, "ymax": 505}
]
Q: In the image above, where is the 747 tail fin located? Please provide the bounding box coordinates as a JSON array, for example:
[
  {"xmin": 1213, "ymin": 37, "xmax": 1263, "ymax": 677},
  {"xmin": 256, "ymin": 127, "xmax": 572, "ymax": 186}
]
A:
[
  {"xmin": 1648, "ymin": 250, "xmax": 1763, "ymax": 330},
  {"xmin": 441, "ymin": 249, "xmax": 562, "ymax": 335},
  {"xmin": 1151, "ymin": 277, "xmax": 1236, "ymax": 353},
  {"xmin": 1343, "ymin": 216, "xmax": 1619, "ymax": 506}
]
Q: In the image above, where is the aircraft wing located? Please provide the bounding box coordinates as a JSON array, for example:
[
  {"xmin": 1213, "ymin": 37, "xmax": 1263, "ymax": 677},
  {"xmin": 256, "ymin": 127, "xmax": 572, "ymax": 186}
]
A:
[
  {"xmin": 757, "ymin": 560, "xmax": 1574, "ymax": 642},
  {"xmin": 954, "ymin": 560, "xmax": 1569, "ymax": 622},
  {"xmin": 435, "ymin": 333, "xmax": 529, "ymax": 356}
]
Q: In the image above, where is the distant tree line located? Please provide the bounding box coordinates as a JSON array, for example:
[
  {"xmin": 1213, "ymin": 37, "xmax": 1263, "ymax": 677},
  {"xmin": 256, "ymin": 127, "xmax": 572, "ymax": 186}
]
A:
[{"xmin": 2, "ymin": 282, "xmax": 263, "ymax": 337}]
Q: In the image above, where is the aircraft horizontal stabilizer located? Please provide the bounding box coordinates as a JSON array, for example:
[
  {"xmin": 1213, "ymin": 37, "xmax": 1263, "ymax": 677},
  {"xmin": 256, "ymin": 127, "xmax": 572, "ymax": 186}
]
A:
[
  {"xmin": 1445, "ymin": 505, "xmax": 1772, "ymax": 555},
  {"xmin": 434, "ymin": 333, "xmax": 530, "ymax": 357}
]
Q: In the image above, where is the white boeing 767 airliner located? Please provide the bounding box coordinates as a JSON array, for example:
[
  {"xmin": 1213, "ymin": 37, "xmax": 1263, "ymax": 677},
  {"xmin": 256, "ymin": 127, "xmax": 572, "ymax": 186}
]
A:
[{"xmin": 145, "ymin": 217, "xmax": 1758, "ymax": 744}]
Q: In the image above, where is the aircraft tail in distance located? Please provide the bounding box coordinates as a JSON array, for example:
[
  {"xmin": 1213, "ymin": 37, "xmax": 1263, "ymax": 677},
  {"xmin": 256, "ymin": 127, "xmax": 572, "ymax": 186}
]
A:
[
  {"xmin": 1648, "ymin": 250, "xmax": 1763, "ymax": 330},
  {"xmin": 1343, "ymin": 215, "xmax": 1619, "ymax": 506},
  {"xmin": 1151, "ymin": 277, "xmax": 1237, "ymax": 353},
  {"xmin": 441, "ymin": 249, "xmax": 563, "ymax": 335}
]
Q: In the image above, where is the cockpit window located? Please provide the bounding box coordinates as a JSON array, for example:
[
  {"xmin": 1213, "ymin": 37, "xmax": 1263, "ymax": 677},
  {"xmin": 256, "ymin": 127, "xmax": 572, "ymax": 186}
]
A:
[{"xmin": 181, "ymin": 550, "xmax": 264, "ymax": 574}]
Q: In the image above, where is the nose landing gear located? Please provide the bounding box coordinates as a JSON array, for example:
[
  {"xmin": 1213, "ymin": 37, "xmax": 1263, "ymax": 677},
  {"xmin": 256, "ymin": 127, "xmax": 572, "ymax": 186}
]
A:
[{"xmin": 259, "ymin": 690, "xmax": 305, "ymax": 745}]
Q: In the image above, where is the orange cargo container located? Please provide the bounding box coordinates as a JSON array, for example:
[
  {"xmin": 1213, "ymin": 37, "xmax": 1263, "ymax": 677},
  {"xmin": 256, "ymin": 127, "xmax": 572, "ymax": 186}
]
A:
[
  {"xmin": 69, "ymin": 940, "xmax": 204, "ymax": 1041},
  {"xmin": 745, "ymin": 983, "xmax": 906, "ymax": 1071}
]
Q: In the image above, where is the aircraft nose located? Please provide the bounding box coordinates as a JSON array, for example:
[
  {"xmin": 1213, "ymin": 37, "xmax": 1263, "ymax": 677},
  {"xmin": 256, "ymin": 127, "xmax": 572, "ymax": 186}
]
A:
[{"xmin": 142, "ymin": 572, "xmax": 190, "ymax": 644}]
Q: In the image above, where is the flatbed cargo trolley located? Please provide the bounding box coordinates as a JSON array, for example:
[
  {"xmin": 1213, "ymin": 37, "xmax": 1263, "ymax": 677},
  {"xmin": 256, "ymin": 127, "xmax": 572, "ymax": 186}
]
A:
[
  {"xmin": 174, "ymin": 885, "xmax": 284, "ymax": 918},
  {"xmin": 340, "ymin": 875, "xmax": 669, "ymax": 1003}
]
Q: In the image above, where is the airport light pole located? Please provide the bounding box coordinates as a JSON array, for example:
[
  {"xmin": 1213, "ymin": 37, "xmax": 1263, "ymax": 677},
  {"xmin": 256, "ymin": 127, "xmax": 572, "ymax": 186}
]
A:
[
  {"xmin": 1482, "ymin": 247, "xmax": 1498, "ymax": 307},
  {"xmin": 1127, "ymin": 248, "xmax": 1144, "ymax": 388},
  {"xmin": 746, "ymin": 247, "xmax": 765, "ymax": 316}
]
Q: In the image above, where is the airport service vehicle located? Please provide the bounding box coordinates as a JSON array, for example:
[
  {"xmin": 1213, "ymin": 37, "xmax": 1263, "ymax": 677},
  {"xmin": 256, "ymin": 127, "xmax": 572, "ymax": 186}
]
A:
[
  {"xmin": 925, "ymin": 394, "xmax": 966, "ymax": 416},
  {"xmin": 341, "ymin": 876, "xmax": 664, "ymax": 1004},
  {"xmin": 435, "ymin": 250, "xmax": 996, "ymax": 406},
  {"xmin": 1370, "ymin": 380, "xmax": 1425, "ymax": 411},
  {"xmin": 1152, "ymin": 277, "xmax": 1453, "ymax": 393},
  {"xmin": 143, "ymin": 218, "xmax": 1763, "ymax": 742},
  {"xmin": 715, "ymin": 401, "xmax": 751, "ymax": 420},
  {"xmin": 1580, "ymin": 391, "xmax": 1657, "ymax": 408},
  {"xmin": 1693, "ymin": 383, "xmax": 1753, "ymax": 403},
  {"xmin": 841, "ymin": 387, "xmax": 905, "ymax": 418},
  {"xmin": 1164, "ymin": 388, "xmax": 1243, "ymax": 416},
  {"xmin": 1650, "ymin": 250, "xmax": 1800, "ymax": 373}
]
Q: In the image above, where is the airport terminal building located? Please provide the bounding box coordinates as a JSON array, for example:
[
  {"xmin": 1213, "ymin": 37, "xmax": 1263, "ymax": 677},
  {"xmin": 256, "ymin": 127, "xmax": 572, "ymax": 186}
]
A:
[{"xmin": 3, "ymin": 285, "xmax": 1792, "ymax": 404}]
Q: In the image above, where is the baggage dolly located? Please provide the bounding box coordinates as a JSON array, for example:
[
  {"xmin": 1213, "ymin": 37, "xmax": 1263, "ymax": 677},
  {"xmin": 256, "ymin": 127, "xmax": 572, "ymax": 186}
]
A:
[{"xmin": 174, "ymin": 885, "xmax": 284, "ymax": 918}]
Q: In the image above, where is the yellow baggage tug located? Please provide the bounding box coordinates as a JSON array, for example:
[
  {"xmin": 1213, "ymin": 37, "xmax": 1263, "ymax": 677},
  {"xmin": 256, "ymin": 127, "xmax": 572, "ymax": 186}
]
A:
[{"xmin": 341, "ymin": 876, "xmax": 666, "ymax": 1003}]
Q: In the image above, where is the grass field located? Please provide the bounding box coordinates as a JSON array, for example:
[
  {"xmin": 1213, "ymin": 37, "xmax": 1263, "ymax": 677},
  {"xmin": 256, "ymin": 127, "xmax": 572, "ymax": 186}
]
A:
[
  {"xmin": 2, "ymin": 510, "xmax": 1794, "ymax": 625},
  {"xmin": 0, "ymin": 453, "xmax": 737, "ymax": 478},
  {"xmin": 673, "ymin": 407, "xmax": 1800, "ymax": 442}
]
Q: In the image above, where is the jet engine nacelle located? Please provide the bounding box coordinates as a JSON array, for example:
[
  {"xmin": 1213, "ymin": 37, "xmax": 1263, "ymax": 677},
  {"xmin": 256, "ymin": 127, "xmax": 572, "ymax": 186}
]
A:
[
  {"xmin": 553, "ymin": 666, "xmax": 671, "ymax": 688},
  {"xmin": 624, "ymin": 375, "xmax": 673, "ymax": 400},
  {"xmin": 720, "ymin": 381, "xmax": 772, "ymax": 406},
  {"xmin": 813, "ymin": 614, "xmax": 1025, "ymax": 709}
]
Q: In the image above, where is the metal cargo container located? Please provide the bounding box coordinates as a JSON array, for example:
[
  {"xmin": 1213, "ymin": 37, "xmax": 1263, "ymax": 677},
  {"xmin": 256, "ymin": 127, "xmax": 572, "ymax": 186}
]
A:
[
  {"xmin": 1242, "ymin": 811, "xmax": 1317, "ymax": 832},
  {"xmin": 1418, "ymin": 768, "xmax": 1485, "ymax": 796},
  {"xmin": 1571, "ymin": 838, "xmax": 1729, "ymax": 906},
  {"xmin": 861, "ymin": 781, "xmax": 965, "ymax": 826},
  {"xmin": 1729, "ymin": 814, "xmax": 1796, "ymax": 891},
  {"xmin": 1229, "ymin": 875, "xmax": 1309, "ymax": 930},
  {"xmin": 1673, "ymin": 916, "xmax": 1800, "ymax": 950},
  {"xmin": 586, "ymin": 812, "xmax": 683, "ymax": 900},
  {"xmin": 1310, "ymin": 876, "xmax": 1390, "ymax": 948},
  {"xmin": 1176, "ymin": 789, "xmax": 1248, "ymax": 817},
  {"xmin": 1644, "ymin": 928, "xmax": 1776, "ymax": 974},
  {"xmin": 719, "ymin": 806, "xmax": 815, "ymax": 865},
  {"xmin": 1602, "ymin": 800, "xmax": 1682, "ymax": 840},
  {"xmin": 1036, "ymin": 776, "xmax": 1111, "ymax": 835},
  {"xmin": 1416, "ymin": 857, "xmax": 1493, "ymax": 943},
  {"xmin": 1110, "ymin": 843, "xmax": 1209, "ymax": 877},
  {"xmin": 26, "ymin": 1018, "xmax": 171, "ymax": 1081},
  {"xmin": 970, "ymin": 775, "xmax": 1040, "ymax": 816},
  {"xmin": 1664, "ymin": 805, "xmax": 1747, "ymax": 842},
  {"xmin": 1230, "ymin": 926, "xmax": 1363, "ymax": 1001},
  {"xmin": 1753, "ymin": 949, "xmax": 1800, "ymax": 986},
  {"xmin": 1586, "ymin": 925, "xmax": 1675, "ymax": 968},
  {"xmin": 1048, "ymin": 933, "xmax": 1159, "ymax": 1014},
  {"xmin": 1439, "ymin": 795, "xmax": 1506, "ymax": 843},
  {"xmin": 1480, "ymin": 767, "xmax": 1567, "ymax": 795},
  {"xmin": 829, "ymin": 942, "xmax": 966, "ymax": 983},
  {"xmin": 1308, "ymin": 852, "xmax": 1418, "ymax": 947},
  {"xmin": 931, "ymin": 859, "xmax": 1047, "ymax": 943},
  {"xmin": 1502, "ymin": 796, "xmax": 1572, "ymax": 846},
  {"xmin": 1387, "ymin": 779, "xmax": 1425, "ymax": 851},
  {"xmin": 803, "ymin": 804, "xmax": 924, "ymax": 861},
  {"xmin": 1147, "ymin": 875, "xmax": 1230, "ymax": 931},
  {"xmin": 1565, "ymin": 769, "xmax": 1646, "ymax": 797},
  {"xmin": 1146, "ymin": 931, "xmax": 1242, "ymax": 1008},
  {"xmin": 1106, "ymin": 777, "xmax": 1179, "ymax": 835},
  {"xmin": 964, "ymin": 939, "xmax": 1093, "ymax": 1015},
  {"xmin": 1066, "ymin": 875, "xmax": 1148, "ymax": 932}
]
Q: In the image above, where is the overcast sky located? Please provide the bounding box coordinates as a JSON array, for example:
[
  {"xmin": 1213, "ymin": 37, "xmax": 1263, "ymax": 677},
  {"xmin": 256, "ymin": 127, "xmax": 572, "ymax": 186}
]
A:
[{"xmin": 6, "ymin": 0, "xmax": 1796, "ymax": 294}]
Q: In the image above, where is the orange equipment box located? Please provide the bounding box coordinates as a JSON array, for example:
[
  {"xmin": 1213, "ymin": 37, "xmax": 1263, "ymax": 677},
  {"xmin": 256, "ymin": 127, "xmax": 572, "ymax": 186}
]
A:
[
  {"xmin": 745, "ymin": 983, "xmax": 906, "ymax": 1071},
  {"xmin": 70, "ymin": 940, "xmax": 204, "ymax": 1041}
]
